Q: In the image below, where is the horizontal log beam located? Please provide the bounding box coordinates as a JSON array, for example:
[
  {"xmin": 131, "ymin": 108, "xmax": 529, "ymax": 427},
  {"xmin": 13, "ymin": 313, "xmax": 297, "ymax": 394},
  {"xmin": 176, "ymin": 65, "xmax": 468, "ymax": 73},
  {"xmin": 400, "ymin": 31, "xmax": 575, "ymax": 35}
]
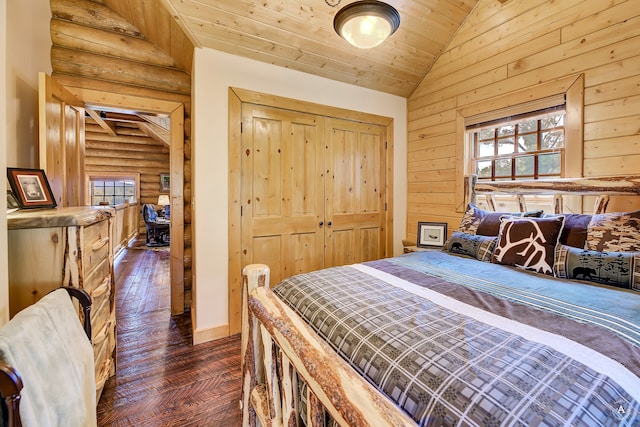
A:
[
  {"xmin": 51, "ymin": 46, "xmax": 191, "ymax": 95},
  {"xmin": 51, "ymin": 0, "xmax": 142, "ymax": 37},
  {"xmin": 51, "ymin": 18, "xmax": 176, "ymax": 68}
]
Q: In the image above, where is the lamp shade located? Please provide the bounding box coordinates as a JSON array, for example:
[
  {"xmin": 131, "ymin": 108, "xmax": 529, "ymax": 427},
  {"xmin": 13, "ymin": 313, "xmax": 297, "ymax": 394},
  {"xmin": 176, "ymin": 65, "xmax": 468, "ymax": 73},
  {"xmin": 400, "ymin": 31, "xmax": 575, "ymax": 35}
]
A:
[
  {"xmin": 157, "ymin": 195, "xmax": 170, "ymax": 206},
  {"xmin": 334, "ymin": 1, "xmax": 400, "ymax": 49}
]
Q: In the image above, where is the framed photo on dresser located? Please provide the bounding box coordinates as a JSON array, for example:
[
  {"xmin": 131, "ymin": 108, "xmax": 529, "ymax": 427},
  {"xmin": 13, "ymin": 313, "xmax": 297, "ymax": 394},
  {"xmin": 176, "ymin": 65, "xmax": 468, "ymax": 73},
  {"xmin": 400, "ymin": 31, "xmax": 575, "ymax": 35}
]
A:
[{"xmin": 6, "ymin": 168, "xmax": 57, "ymax": 209}]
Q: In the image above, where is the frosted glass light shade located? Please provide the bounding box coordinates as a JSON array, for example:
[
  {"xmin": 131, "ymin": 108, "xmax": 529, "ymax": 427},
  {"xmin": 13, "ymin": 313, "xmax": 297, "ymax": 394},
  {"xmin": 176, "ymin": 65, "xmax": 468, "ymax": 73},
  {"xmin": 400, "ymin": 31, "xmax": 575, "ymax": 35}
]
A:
[{"xmin": 334, "ymin": 1, "xmax": 400, "ymax": 49}]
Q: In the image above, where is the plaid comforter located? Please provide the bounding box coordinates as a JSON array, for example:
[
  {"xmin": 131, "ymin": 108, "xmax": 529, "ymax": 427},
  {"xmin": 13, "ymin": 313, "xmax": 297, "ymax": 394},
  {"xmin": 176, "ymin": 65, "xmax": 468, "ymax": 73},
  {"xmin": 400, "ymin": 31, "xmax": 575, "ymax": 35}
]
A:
[{"xmin": 272, "ymin": 251, "xmax": 640, "ymax": 426}]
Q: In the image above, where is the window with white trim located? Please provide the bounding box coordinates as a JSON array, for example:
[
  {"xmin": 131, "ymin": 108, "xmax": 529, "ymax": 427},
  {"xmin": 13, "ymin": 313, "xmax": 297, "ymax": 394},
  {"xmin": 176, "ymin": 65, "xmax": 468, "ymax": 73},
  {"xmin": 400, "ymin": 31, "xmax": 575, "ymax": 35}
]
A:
[{"xmin": 88, "ymin": 174, "xmax": 139, "ymax": 206}]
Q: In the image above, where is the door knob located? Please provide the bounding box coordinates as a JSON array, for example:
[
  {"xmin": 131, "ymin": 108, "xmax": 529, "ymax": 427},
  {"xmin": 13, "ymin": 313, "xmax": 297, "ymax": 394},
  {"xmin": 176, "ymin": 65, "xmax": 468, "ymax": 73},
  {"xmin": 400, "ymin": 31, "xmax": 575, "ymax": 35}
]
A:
[
  {"xmin": 327, "ymin": 221, "xmax": 332, "ymax": 228},
  {"xmin": 319, "ymin": 221, "xmax": 324, "ymax": 227}
]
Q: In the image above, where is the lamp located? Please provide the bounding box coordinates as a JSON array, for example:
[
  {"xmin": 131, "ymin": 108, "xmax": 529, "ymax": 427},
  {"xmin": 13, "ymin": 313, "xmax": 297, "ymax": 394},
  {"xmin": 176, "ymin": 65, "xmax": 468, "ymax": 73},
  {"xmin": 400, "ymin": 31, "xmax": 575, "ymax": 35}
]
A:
[
  {"xmin": 333, "ymin": 1, "xmax": 400, "ymax": 49},
  {"xmin": 157, "ymin": 194, "xmax": 170, "ymax": 218}
]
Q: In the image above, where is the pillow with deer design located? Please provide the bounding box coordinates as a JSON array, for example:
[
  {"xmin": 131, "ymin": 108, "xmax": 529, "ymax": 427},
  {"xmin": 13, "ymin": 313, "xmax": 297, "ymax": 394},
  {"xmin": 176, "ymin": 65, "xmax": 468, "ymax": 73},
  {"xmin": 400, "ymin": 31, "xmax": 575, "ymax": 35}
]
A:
[{"xmin": 492, "ymin": 216, "xmax": 565, "ymax": 275}]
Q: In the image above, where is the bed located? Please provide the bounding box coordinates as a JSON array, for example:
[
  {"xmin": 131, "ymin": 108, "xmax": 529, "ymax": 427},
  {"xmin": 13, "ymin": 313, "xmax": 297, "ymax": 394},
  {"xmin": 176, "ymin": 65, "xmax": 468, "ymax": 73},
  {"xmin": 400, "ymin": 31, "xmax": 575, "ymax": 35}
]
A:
[{"xmin": 241, "ymin": 175, "xmax": 640, "ymax": 426}]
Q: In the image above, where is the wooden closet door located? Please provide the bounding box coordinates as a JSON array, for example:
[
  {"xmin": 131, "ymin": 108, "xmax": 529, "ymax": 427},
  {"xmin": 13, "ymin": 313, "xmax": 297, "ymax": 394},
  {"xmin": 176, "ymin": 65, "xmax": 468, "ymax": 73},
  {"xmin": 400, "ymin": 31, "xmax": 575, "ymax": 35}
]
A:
[
  {"xmin": 241, "ymin": 105, "xmax": 325, "ymax": 285},
  {"xmin": 38, "ymin": 73, "xmax": 86, "ymax": 207},
  {"xmin": 324, "ymin": 118, "xmax": 386, "ymax": 267}
]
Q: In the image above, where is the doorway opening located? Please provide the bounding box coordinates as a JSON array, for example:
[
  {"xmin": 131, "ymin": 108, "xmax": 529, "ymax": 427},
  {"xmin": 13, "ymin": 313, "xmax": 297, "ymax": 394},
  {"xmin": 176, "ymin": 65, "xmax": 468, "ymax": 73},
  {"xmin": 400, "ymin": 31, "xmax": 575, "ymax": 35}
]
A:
[{"xmin": 74, "ymin": 88, "xmax": 186, "ymax": 315}]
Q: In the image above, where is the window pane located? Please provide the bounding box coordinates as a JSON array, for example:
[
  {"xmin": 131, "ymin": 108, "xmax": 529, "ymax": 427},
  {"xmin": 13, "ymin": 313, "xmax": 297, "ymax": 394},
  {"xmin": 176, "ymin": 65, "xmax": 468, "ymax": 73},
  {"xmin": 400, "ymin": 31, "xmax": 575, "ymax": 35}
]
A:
[
  {"xmin": 541, "ymin": 114, "xmax": 564, "ymax": 129},
  {"xmin": 515, "ymin": 156, "xmax": 534, "ymax": 176},
  {"xmin": 541, "ymin": 130, "xmax": 564, "ymax": 149},
  {"xmin": 539, "ymin": 152, "xmax": 561, "ymax": 174},
  {"xmin": 517, "ymin": 134, "xmax": 538, "ymax": 152},
  {"xmin": 498, "ymin": 138, "xmax": 514, "ymax": 155},
  {"xmin": 494, "ymin": 158, "xmax": 512, "ymax": 177},
  {"xmin": 476, "ymin": 160, "xmax": 492, "ymax": 178},
  {"xmin": 478, "ymin": 129, "xmax": 494, "ymax": 140},
  {"xmin": 478, "ymin": 141, "xmax": 494, "ymax": 157},
  {"xmin": 89, "ymin": 176, "xmax": 137, "ymax": 206},
  {"xmin": 497, "ymin": 125, "xmax": 514, "ymax": 137},
  {"xmin": 469, "ymin": 109, "xmax": 565, "ymax": 182},
  {"xmin": 518, "ymin": 120, "xmax": 537, "ymax": 133}
]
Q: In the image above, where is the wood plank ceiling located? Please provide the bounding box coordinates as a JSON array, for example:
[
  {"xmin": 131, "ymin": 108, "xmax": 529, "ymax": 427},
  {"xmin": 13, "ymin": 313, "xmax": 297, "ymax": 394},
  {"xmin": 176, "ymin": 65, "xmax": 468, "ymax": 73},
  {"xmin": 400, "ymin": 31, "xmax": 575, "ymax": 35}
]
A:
[{"xmin": 101, "ymin": 0, "xmax": 480, "ymax": 98}]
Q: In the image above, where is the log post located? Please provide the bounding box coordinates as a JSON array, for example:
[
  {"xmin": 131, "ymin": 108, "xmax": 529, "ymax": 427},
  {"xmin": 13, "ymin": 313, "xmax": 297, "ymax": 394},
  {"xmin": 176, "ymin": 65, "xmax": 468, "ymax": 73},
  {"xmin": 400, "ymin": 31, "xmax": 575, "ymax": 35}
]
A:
[
  {"xmin": 241, "ymin": 264, "xmax": 271, "ymax": 427},
  {"xmin": 463, "ymin": 174, "xmax": 478, "ymax": 208}
]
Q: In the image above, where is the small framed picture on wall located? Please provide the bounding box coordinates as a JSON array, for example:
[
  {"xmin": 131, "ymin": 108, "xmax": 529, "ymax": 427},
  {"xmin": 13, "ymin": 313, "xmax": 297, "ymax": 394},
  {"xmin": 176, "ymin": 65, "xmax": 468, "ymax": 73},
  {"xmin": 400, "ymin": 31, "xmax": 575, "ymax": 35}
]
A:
[
  {"xmin": 160, "ymin": 172, "xmax": 170, "ymax": 193},
  {"xmin": 417, "ymin": 222, "xmax": 448, "ymax": 248}
]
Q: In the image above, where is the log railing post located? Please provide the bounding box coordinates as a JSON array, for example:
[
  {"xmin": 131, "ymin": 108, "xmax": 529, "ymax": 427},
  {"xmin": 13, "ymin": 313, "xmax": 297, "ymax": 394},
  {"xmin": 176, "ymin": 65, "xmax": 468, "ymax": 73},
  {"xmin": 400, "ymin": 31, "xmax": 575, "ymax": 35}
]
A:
[{"xmin": 242, "ymin": 264, "xmax": 271, "ymax": 427}]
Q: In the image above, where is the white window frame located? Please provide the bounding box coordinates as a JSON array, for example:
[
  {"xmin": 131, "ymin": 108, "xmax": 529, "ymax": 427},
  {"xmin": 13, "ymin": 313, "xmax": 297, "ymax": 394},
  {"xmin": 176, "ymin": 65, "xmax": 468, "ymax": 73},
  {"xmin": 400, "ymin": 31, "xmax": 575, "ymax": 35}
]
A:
[{"xmin": 86, "ymin": 173, "xmax": 140, "ymax": 206}]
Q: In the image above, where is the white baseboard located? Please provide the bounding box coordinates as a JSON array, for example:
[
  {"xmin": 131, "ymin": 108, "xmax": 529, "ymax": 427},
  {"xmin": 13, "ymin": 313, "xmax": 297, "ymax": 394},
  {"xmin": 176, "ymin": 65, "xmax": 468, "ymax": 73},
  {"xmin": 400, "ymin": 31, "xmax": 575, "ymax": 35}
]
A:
[{"xmin": 191, "ymin": 310, "xmax": 230, "ymax": 344}]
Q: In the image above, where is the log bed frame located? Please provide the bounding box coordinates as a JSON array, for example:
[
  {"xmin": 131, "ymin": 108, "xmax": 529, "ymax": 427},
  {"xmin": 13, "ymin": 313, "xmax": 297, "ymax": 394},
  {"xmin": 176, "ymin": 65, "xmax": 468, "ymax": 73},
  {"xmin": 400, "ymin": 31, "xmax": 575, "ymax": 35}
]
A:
[{"xmin": 241, "ymin": 174, "xmax": 640, "ymax": 427}]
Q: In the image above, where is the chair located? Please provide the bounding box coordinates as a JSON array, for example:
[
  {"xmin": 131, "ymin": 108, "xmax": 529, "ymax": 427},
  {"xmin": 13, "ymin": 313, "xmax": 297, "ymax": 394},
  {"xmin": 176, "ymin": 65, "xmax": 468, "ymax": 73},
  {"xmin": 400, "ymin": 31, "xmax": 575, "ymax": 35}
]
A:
[
  {"xmin": 142, "ymin": 204, "xmax": 170, "ymax": 247},
  {"xmin": 0, "ymin": 287, "xmax": 95, "ymax": 427}
]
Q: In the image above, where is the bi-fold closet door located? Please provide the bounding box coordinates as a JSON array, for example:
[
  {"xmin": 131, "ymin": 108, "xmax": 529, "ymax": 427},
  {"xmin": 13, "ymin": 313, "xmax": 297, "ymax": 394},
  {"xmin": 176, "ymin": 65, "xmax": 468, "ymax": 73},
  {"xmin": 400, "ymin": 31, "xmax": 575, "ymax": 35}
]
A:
[{"xmin": 241, "ymin": 104, "xmax": 387, "ymax": 286}]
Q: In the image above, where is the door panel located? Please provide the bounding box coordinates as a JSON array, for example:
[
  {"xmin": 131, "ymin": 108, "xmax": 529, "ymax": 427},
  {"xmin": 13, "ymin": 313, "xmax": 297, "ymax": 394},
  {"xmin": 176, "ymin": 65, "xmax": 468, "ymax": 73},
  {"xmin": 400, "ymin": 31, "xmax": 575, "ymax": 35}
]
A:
[
  {"xmin": 38, "ymin": 73, "xmax": 85, "ymax": 207},
  {"xmin": 325, "ymin": 118, "xmax": 386, "ymax": 268},
  {"xmin": 242, "ymin": 105, "xmax": 325, "ymax": 282}
]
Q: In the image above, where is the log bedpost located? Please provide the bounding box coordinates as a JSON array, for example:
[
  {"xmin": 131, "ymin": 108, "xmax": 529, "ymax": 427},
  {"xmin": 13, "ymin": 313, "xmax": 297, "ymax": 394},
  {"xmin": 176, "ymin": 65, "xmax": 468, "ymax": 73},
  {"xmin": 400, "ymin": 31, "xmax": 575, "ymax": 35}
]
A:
[{"xmin": 241, "ymin": 264, "xmax": 271, "ymax": 427}]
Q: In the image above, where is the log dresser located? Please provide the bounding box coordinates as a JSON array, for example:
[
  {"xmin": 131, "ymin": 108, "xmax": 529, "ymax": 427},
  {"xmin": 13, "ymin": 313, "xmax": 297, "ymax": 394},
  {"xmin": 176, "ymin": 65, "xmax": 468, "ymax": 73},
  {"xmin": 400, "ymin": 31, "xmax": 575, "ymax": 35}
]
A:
[{"xmin": 7, "ymin": 206, "xmax": 116, "ymax": 402}]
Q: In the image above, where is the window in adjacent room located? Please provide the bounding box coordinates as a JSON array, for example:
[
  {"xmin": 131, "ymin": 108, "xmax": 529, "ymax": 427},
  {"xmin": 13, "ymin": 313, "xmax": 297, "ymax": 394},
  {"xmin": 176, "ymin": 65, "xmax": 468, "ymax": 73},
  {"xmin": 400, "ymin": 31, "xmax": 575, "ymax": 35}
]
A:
[
  {"xmin": 88, "ymin": 174, "xmax": 139, "ymax": 206},
  {"xmin": 467, "ymin": 104, "xmax": 566, "ymax": 182}
]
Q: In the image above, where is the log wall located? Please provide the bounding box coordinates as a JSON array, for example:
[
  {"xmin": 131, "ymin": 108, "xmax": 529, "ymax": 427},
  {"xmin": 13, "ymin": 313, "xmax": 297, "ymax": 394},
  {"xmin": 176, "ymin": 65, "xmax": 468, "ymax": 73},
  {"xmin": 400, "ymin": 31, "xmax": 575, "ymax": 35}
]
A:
[
  {"xmin": 84, "ymin": 120, "xmax": 170, "ymax": 232},
  {"xmin": 406, "ymin": 0, "xmax": 640, "ymax": 244},
  {"xmin": 50, "ymin": 0, "xmax": 194, "ymax": 309}
]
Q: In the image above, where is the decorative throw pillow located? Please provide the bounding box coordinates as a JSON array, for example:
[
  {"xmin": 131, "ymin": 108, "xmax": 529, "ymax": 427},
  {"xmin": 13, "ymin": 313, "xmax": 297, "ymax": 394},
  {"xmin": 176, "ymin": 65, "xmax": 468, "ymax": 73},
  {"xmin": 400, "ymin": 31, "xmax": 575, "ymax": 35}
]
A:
[
  {"xmin": 446, "ymin": 232, "xmax": 497, "ymax": 262},
  {"xmin": 554, "ymin": 244, "xmax": 640, "ymax": 291},
  {"xmin": 458, "ymin": 203, "xmax": 543, "ymax": 236},
  {"xmin": 492, "ymin": 216, "xmax": 565, "ymax": 275},
  {"xmin": 586, "ymin": 210, "xmax": 640, "ymax": 252},
  {"xmin": 476, "ymin": 210, "xmax": 544, "ymax": 236},
  {"xmin": 457, "ymin": 204, "xmax": 489, "ymax": 235},
  {"xmin": 543, "ymin": 213, "xmax": 592, "ymax": 249}
]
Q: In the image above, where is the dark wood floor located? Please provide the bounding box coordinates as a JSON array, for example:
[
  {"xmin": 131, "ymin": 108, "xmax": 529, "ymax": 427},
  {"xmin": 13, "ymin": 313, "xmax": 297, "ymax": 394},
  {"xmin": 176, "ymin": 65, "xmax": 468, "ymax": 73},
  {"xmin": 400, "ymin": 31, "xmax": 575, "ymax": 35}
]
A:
[{"xmin": 97, "ymin": 239, "xmax": 242, "ymax": 426}]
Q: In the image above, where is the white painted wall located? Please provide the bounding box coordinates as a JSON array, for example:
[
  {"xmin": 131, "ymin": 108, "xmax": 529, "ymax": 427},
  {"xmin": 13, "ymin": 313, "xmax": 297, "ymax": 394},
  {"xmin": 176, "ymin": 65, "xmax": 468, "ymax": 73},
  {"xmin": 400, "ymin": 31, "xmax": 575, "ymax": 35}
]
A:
[
  {"xmin": 2, "ymin": 0, "xmax": 51, "ymax": 325},
  {"xmin": 192, "ymin": 48, "xmax": 407, "ymax": 335},
  {"xmin": 1, "ymin": 0, "xmax": 8, "ymax": 325}
]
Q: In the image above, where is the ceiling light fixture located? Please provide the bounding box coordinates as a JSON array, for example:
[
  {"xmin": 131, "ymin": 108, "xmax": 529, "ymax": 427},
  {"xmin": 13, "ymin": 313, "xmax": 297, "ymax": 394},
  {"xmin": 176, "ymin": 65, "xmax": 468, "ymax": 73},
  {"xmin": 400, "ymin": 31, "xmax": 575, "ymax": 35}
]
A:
[{"xmin": 333, "ymin": 1, "xmax": 400, "ymax": 49}]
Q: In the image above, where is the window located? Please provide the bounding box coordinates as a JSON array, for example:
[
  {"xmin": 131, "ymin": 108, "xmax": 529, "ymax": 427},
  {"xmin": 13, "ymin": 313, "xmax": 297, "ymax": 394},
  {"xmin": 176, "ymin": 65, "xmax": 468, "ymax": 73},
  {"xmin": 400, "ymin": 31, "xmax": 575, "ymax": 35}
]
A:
[
  {"xmin": 455, "ymin": 74, "xmax": 584, "ymax": 213},
  {"xmin": 468, "ymin": 106, "xmax": 566, "ymax": 181},
  {"xmin": 88, "ymin": 174, "xmax": 139, "ymax": 206}
]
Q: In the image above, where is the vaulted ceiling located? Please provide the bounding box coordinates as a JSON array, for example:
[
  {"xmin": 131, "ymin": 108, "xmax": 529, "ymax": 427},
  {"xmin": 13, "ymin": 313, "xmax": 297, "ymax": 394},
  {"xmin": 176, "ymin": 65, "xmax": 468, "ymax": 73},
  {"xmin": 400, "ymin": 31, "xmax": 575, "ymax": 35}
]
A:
[{"xmin": 98, "ymin": 0, "xmax": 481, "ymax": 98}]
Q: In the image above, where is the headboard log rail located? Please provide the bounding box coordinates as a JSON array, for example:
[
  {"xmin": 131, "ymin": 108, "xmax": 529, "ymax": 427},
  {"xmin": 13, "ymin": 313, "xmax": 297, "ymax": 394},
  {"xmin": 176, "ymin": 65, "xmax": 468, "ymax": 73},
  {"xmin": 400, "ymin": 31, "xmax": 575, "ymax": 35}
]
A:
[{"xmin": 465, "ymin": 174, "xmax": 640, "ymax": 214}]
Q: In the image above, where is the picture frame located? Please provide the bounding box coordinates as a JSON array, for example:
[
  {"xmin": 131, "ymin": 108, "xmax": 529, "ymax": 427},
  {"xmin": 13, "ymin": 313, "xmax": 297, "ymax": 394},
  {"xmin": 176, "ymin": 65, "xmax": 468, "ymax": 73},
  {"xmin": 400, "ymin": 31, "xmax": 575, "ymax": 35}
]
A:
[
  {"xmin": 160, "ymin": 172, "xmax": 170, "ymax": 193},
  {"xmin": 417, "ymin": 221, "xmax": 448, "ymax": 248},
  {"xmin": 6, "ymin": 168, "xmax": 57, "ymax": 209},
  {"xmin": 7, "ymin": 190, "xmax": 19, "ymax": 213}
]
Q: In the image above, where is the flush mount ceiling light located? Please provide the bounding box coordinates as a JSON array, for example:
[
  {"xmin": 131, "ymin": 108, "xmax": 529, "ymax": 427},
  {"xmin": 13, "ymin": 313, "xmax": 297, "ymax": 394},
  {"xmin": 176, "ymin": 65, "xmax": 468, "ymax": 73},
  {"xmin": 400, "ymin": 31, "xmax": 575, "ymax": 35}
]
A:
[{"xmin": 333, "ymin": 0, "xmax": 400, "ymax": 49}]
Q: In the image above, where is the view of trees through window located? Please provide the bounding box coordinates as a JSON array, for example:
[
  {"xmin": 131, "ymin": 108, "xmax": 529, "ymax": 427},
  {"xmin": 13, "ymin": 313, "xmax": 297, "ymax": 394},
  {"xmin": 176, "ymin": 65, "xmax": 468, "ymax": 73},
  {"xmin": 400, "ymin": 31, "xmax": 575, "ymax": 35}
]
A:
[
  {"xmin": 471, "ymin": 110, "xmax": 565, "ymax": 181},
  {"xmin": 91, "ymin": 178, "xmax": 136, "ymax": 206}
]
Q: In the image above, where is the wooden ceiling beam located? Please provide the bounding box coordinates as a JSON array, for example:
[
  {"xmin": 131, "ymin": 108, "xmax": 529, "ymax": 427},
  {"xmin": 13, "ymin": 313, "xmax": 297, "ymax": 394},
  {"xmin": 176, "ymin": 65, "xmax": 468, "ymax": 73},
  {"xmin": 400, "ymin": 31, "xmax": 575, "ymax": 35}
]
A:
[{"xmin": 86, "ymin": 107, "xmax": 117, "ymax": 136}]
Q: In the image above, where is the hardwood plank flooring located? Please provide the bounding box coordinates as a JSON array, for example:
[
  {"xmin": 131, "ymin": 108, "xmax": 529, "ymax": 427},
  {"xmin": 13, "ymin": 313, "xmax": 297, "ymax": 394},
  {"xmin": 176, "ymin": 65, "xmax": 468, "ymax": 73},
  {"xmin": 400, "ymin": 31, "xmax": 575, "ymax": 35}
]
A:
[{"xmin": 97, "ymin": 240, "xmax": 242, "ymax": 426}]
